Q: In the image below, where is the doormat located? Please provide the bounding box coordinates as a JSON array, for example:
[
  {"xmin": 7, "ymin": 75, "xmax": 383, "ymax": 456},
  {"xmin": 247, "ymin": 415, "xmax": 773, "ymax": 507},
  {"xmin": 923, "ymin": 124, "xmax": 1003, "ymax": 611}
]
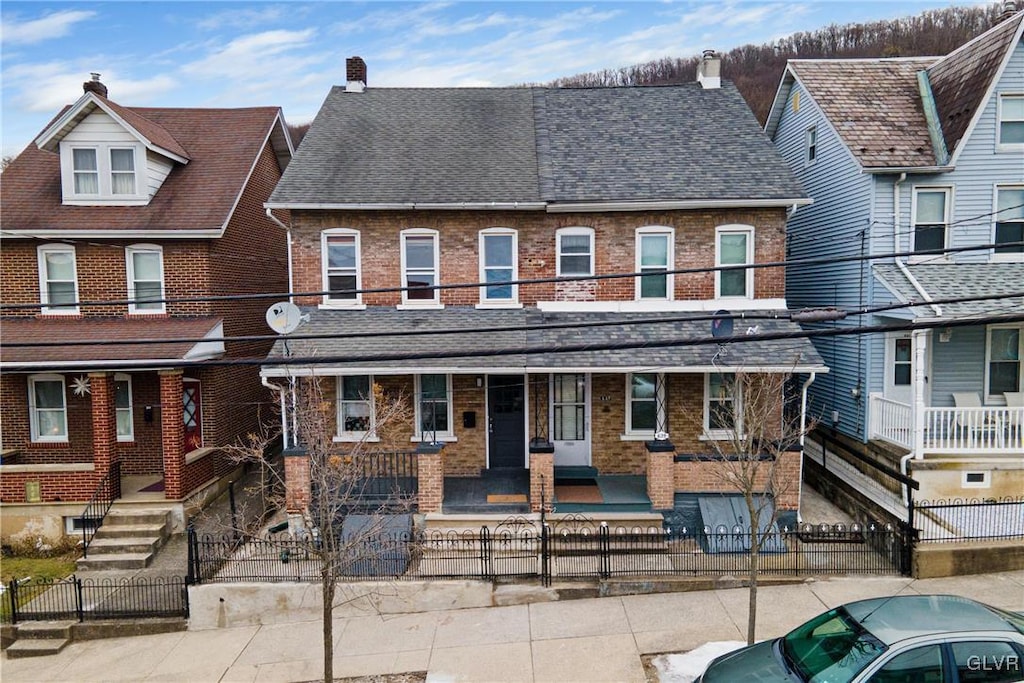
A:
[
  {"xmin": 554, "ymin": 484, "xmax": 603, "ymax": 504},
  {"xmin": 140, "ymin": 480, "xmax": 165, "ymax": 493},
  {"xmin": 487, "ymin": 494, "xmax": 528, "ymax": 504}
]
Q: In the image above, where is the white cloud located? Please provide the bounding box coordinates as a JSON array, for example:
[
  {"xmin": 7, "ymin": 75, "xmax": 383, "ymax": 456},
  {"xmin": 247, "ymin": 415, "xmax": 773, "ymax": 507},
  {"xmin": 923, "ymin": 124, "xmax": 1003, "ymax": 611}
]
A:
[
  {"xmin": 196, "ymin": 5, "xmax": 290, "ymax": 31},
  {"xmin": 3, "ymin": 62, "xmax": 177, "ymax": 112},
  {"xmin": 1, "ymin": 9, "xmax": 96, "ymax": 45},
  {"xmin": 181, "ymin": 29, "xmax": 320, "ymax": 80}
]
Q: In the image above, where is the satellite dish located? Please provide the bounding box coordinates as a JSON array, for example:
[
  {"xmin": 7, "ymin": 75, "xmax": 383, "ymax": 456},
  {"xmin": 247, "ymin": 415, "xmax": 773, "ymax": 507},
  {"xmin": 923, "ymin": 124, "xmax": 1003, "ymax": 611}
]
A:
[
  {"xmin": 711, "ymin": 310, "xmax": 733, "ymax": 339},
  {"xmin": 266, "ymin": 302, "xmax": 302, "ymax": 334}
]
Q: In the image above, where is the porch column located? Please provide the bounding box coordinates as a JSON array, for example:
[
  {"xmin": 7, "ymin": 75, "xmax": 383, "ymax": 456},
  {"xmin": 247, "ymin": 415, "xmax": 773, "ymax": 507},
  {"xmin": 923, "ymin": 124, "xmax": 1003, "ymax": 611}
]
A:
[
  {"xmin": 284, "ymin": 447, "xmax": 311, "ymax": 514},
  {"xmin": 529, "ymin": 450, "xmax": 554, "ymax": 513},
  {"xmin": 645, "ymin": 443, "xmax": 674, "ymax": 511},
  {"xmin": 159, "ymin": 369, "xmax": 185, "ymax": 499},
  {"xmin": 417, "ymin": 445, "xmax": 445, "ymax": 513},
  {"xmin": 89, "ymin": 372, "xmax": 120, "ymax": 496},
  {"xmin": 912, "ymin": 330, "xmax": 928, "ymax": 459}
]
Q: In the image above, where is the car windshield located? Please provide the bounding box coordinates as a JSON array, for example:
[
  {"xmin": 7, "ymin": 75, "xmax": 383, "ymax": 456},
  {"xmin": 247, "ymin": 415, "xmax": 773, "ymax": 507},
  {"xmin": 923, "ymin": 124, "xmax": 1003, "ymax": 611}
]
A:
[
  {"xmin": 782, "ymin": 606, "xmax": 887, "ymax": 682},
  {"xmin": 984, "ymin": 606, "xmax": 1024, "ymax": 635}
]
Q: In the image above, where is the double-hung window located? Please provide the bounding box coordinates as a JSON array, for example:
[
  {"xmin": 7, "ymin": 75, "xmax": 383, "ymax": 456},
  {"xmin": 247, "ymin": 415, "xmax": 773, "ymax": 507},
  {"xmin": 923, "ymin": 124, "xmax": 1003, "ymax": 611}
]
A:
[
  {"xmin": 73, "ymin": 148, "xmax": 99, "ymax": 194},
  {"xmin": 912, "ymin": 188, "xmax": 951, "ymax": 255},
  {"xmin": 805, "ymin": 126, "xmax": 818, "ymax": 165},
  {"xmin": 401, "ymin": 230, "xmax": 440, "ymax": 305},
  {"xmin": 705, "ymin": 372, "xmax": 740, "ymax": 438},
  {"xmin": 986, "ymin": 325, "xmax": 1021, "ymax": 399},
  {"xmin": 479, "ymin": 229, "xmax": 518, "ymax": 304},
  {"xmin": 322, "ymin": 230, "xmax": 361, "ymax": 305},
  {"xmin": 716, "ymin": 226, "xmax": 753, "ymax": 298},
  {"xmin": 626, "ymin": 373, "xmax": 665, "ymax": 437},
  {"xmin": 636, "ymin": 228, "xmax": 673, "ymax": 300},
  {"xmin": 337, "ymin": 375, "xmax": 374, "ymax": 440},
  {"xmin": 997, "ymin": 94, "xmax": 1024, "ymax": 149},
  {"xmin": 995, "ymin": 186, "xmax": 1024, "ymax": 259},
  {"xmin": 29, "ymin": 374, "xmax": 68, "ymax": 442},
  {"xmin": 126, "ymin": 244, "xmax": 165, "ymax": 314},
  {"xmin": 416, "ymin": 374, "xmax": 453, "ymax": 441},
  {"xmin": 115, "ymin": 374, "xmax": 133, "ymax": 441},
  {"xmin": 38, "ymin": 244, "xmax": 79, "ymax": 314},
  {"xmin": 556, "ymin": 227, "xmax": 594, "ymax": 277},
  {"xmin": 110, "ymin": 148, "xmax": 136, "ymax": 195}
]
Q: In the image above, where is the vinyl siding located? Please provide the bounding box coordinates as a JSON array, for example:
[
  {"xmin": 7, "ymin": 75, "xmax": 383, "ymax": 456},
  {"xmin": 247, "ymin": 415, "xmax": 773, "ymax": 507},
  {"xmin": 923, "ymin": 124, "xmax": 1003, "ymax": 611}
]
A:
[
  {"xmin": 930, "ymin": 325, "xmax": 988, "ymax": 405},
  {"xmin": 145, "ymin": 151, "xmax": 174, "ymax": 199},
  {"xmin": 773, "ymin": 80, "xmax": 873, "ymax": 439}
]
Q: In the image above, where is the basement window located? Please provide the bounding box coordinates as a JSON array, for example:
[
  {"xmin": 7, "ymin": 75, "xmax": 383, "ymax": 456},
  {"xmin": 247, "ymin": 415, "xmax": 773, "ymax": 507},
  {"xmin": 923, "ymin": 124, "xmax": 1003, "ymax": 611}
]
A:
[{"xmin": 961, "ymin": 471, "xmax": 990, "ymax": 489}]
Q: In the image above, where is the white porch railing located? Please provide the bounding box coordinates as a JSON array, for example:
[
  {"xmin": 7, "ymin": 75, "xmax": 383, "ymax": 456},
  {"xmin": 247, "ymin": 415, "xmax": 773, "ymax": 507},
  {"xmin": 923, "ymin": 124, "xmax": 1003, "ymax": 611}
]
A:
[{"xmin": 869, "ymin": 393, "xmax": 1024, "ymax": 454}]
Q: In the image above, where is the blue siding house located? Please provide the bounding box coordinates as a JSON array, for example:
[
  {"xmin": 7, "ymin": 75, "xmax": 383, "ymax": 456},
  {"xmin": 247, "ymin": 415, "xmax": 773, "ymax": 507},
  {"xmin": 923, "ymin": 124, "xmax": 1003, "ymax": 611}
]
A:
[{"xmin": 766, "ymin": 11, "xmax": 1024, "ymax": 501}]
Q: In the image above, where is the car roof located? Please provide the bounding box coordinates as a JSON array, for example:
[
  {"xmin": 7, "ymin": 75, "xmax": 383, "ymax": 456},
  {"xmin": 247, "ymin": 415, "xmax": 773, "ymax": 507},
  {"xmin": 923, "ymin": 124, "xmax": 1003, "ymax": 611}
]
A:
[{"xmin": 843, "ymin": 595, "xmax": 1021, "ymax": 646}]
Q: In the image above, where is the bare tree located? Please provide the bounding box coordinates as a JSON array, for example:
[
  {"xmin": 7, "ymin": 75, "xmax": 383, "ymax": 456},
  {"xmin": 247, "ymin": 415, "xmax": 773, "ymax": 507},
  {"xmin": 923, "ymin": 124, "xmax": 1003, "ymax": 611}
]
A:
[
  {"xmin": 218, "ymin": 376, "xmax": 413, "ymax": 683},
  {"xmin": 695, "ymin": 370, "xmax": 813, "ymax": 645}
]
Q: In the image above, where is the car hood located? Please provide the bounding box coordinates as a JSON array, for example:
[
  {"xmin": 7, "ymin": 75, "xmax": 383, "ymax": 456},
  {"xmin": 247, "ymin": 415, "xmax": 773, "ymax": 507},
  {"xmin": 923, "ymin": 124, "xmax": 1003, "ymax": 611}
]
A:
[{"xmin": 700, "ymin": 640, "xmax": 796, "ymax": 683}]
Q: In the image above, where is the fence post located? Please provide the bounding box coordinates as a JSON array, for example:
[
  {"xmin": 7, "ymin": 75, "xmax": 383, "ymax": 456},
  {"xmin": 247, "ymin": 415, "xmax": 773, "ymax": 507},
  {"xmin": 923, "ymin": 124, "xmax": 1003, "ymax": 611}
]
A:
[
  {"xmin": 9, "ymin": 579, "xmax": 19, "ymax": 624},
  {"xmin": 75, "ymin": 576, "xmax": 85, "ymax": 623},
  {"xmin": 479, "ymin": 526, "xmax": 492, "ymax": 580},
  {"xmin": 600, "ymin": 523, "xmax": 610, "ymax": 579},
  {"xmin": 186, "ymin": 523, "xmax": 196, "ymax": 585},
  {"xmin": 541, "ymin": 522, "xmax": 550, "ymax": 587}
]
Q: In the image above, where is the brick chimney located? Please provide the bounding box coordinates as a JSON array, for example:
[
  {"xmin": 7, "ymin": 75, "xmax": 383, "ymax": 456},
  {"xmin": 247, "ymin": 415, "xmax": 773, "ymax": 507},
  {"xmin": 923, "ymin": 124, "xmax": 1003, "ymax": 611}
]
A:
[
  {"xmin": 346, "ymin": 56, "xmax": 367, "ymax": 93},
  {"xmin": 697, "ymin": 49, "xmax": 721, "ymax": 90},
  {"xmin": 83, "ymin": 72, "xmax": 108, "ymax": 98}
]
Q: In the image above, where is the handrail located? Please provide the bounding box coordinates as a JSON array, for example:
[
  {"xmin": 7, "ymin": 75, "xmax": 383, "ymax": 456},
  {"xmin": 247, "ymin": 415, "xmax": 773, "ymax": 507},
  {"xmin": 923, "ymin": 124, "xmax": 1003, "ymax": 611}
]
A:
[{"xmin": 80, "ymin": 461, "xmax": 121, "ymax": 558}]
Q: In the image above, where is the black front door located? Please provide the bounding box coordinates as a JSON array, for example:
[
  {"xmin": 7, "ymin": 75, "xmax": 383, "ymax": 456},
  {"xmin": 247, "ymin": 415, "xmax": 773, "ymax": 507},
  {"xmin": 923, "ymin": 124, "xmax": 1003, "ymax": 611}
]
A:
[{"xmin": 488, "ymin": 375, "xmax": 525, "ymax": 469}]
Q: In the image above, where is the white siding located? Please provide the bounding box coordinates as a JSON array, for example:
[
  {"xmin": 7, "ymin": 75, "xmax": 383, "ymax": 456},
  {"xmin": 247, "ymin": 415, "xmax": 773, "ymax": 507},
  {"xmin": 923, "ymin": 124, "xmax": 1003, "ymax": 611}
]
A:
[
  {"xmin": 62, "ymin": 111, "xmax": 136, "ymax": 145},
  {"xmin": 146, "ymin": 151, "xmax": 174, "ymax": 199}
]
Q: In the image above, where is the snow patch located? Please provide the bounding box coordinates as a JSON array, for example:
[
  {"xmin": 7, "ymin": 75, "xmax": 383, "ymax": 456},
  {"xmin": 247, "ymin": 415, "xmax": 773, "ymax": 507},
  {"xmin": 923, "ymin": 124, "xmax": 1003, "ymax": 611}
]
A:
[{"xmin": 651, "ymin": 641, "xmax": 748, "ymax": 683}]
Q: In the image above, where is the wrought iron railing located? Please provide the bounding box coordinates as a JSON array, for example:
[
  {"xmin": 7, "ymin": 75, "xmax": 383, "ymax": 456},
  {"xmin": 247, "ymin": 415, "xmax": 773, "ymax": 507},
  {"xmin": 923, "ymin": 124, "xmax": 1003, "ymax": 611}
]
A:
[
  {"xmin": 2, "ymin": 574, "xmax": 188, "ymax": 624},
  {"xmin": 80, "ymin": 461, "xmax": 121, "ymax": 558},
  {"xmin": 914, "ymin": 496, "xmax": 1024, "ymax": 542}
]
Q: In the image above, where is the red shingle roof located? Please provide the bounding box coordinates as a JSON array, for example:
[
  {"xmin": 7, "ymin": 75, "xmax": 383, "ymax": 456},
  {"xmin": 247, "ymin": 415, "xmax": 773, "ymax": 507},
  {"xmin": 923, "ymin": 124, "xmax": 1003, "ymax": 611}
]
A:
[
  {"xmin": 98, "ymin": 96, "xmax": 191, "ymax": 160},
  {"xmin": 0, "ymin": 317, "xmax": 223, "ymax": 366},
  {"xmin": 1, "ymin": 104, "xmax": 283, "ymax": 234}
]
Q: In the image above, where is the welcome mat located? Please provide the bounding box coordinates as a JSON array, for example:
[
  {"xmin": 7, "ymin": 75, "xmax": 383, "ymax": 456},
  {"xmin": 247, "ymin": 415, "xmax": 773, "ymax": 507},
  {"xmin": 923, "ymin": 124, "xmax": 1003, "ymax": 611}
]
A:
[
  {"xmin": 554, "ymin": 484, "xmax": 603, "ymax": 504},
  {"xmin": 487, "ymin": 493, "xmax": 528, "ymax": 504},
  {"xmin": 140, "ymin": 480, "xmax": 165, "ymax": 493}
]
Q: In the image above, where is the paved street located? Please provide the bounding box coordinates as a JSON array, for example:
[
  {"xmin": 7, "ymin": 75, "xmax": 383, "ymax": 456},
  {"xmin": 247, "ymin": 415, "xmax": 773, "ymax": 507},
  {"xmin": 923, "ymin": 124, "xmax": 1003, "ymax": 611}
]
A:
[{"xmin": 3, "ymin": 570, "xmax": 1023, "ymax": 682}]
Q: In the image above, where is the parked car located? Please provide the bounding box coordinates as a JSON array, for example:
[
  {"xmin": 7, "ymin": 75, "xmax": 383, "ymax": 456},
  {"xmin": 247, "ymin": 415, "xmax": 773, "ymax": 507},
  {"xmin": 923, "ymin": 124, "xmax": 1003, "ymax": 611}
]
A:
[{"xmin": 698, "ymin": 595, "xmax": 1024, "ymax": 682}]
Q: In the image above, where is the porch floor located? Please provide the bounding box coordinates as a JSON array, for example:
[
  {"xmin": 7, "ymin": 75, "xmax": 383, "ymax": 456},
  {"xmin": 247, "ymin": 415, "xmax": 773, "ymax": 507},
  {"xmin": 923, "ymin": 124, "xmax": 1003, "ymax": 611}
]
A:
[
  {"xmin": 120, "ymin": 475, "xmax": 167, "ymax": 502},
  {"xmin": 552, "ymin": 475, "xmax": 651, "ymax": 513},
  {"xmin": 442, "ymin": 469, "xmax": 531, "ymax": 514}
]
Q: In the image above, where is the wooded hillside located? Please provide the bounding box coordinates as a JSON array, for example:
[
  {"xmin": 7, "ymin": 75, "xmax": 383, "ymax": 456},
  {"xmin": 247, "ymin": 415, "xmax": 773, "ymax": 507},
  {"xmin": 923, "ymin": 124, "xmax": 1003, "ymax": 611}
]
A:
[{"xmin": 547, "ymin": 3, "xmax": 1007, "ymax": 124}]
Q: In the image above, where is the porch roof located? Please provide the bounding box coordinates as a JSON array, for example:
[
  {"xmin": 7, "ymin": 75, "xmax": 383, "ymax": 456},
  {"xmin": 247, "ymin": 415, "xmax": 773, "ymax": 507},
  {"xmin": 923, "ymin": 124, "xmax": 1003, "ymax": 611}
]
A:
[
  {"xmin": 873, "ymin": 263, "xmax": 1024, "ymax": 321},
  {"xmin": 261, "ymin": 307, "xmax": 827, "ymax": 375},
  {"xmin": 0, "ymin": 317, "xmax": 225, "ymax": 370}
]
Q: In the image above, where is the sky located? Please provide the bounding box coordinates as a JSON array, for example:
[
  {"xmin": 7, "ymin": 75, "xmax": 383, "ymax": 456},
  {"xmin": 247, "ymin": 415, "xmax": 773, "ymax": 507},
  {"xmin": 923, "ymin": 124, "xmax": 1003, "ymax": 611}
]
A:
[{"xmin": 1, "ymin": 1, "xmax": 988, "ymax": 157}]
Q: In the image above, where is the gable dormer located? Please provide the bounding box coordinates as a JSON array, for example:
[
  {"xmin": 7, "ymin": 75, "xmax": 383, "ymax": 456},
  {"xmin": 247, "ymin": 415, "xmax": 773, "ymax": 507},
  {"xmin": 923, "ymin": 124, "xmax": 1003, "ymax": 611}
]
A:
[{"xmin": 34, "ymin": 74, "xmax": 191, "ymax": 207}]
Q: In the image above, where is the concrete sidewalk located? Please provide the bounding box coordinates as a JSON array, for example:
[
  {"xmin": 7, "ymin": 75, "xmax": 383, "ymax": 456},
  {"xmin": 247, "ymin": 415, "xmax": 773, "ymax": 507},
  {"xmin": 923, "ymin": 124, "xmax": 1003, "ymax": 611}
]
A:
[{"xmin": 4, "ymin": 570, "xmax": 1023, "ymax": 683}]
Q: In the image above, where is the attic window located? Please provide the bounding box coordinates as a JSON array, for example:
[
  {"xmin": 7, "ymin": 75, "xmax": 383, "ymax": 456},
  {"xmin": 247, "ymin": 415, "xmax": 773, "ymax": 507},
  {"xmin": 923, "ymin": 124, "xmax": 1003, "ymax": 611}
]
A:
[
  {"xmin": 805, "ymin": 126, "xmax": 817, "ymax": 165},
  {"xmin": 73, "ymin": 149, "xmax": 99, "ymax": 194},
  {"xmin": 61, "ymin": 144, "xmax": 145, "ymax": 205},
  {"xmin": 998, "ymin": 94, "xmax": 1024, "ymax": 150}
]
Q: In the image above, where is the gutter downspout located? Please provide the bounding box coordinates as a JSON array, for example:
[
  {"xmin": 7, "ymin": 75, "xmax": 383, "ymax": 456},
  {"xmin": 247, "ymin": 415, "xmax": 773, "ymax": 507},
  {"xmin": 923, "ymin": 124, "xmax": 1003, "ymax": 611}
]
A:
[
  {"xmin": 264, "ymin": 208, "xmax": 293, "ymax": 301},
  {"xmin": 264, "ymin": 207, "xmax": 299, "ymax": 449},
  {"xmin": 798, "ymin": 372, "xmax": 817, "ymax": 523},
  {"xmin": 262, "ymin": 376, "xmax": 290, "ymax": 449}
]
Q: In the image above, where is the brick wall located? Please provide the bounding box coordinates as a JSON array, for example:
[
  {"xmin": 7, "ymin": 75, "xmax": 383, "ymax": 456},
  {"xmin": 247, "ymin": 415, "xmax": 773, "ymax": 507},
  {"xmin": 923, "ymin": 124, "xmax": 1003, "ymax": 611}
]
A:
[
  {"xmin": 673, "ymin": 450, "xmax": 802, "ymax": 510},
  {"xmin": 0, "ymin": 469, "xmax": 97, "ymax": 503},
  {"xmin": 287, "ymin": 207, "xmax": 787, "ymax": 307}
]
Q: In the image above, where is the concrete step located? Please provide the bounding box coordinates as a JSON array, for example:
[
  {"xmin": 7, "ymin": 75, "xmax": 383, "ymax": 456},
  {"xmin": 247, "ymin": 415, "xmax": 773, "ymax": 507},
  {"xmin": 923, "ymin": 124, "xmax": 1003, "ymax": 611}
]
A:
[
  {"xmin": 6, "ymin": 638, "xmax": 69, "ymax": 658},
  {"xmin": 95, "ymin": 522, "xmax": 168, "ymax": 540},
  {"xmin": 104, "ymin": 509, "xmax": 173, "ymax": 527},
  {"xmin": 82, "ymin": 536, "xmax": 162, "ymax": 555},
  {"xmin": 14, "ymin": 621, "xmax": 74, "ymax": 640},
  {"xmin": 77, "ymin": 552, "xmax": 153, "ymax": 571}
]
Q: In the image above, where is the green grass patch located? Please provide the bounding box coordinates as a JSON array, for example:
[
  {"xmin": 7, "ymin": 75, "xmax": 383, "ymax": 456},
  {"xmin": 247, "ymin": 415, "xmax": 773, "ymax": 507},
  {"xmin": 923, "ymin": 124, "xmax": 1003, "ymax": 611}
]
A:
[{"xmin": 2, "ymin": 556, "xmax": 77, "ymax": 584}]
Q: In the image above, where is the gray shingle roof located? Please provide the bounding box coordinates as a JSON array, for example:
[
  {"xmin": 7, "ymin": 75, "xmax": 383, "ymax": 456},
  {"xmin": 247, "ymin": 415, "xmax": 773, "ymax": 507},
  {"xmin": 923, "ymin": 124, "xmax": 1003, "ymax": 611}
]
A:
[
  {"xmin": 264, "ymin": 307, "xmax": 825, "ymax": 371},
  {"xmin": 269, "ymin": 84, "xmax": 805, "ymax": 206},
  {"xmin": 873, "ymin": 263, "xmax": 1024, "ymax": 320}
]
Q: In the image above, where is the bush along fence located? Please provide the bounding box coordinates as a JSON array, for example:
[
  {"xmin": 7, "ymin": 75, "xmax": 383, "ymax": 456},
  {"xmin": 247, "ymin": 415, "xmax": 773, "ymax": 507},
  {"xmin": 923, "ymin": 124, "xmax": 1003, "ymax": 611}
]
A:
[
  {"xmin": 2, "ymin": 575, "xmax": 189, "ymax": 624},
  {"xmin": 913, "ymin": 495, "xmax": 1024, "ymax": 543},
  {"xmin": 188, "ymin": 514, "xmax": 912, "ymax": 585}
]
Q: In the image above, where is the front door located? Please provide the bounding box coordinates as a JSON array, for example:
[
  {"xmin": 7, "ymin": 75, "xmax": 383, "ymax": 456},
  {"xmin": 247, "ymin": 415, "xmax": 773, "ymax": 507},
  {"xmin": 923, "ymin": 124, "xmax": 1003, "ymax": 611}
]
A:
[
  {"xmin": 182, "ymin": 379, "xmax": 202, "ymax": 453},
  {"xmin": 551, "ymin": 373, "xmax": 590, "ymax": 467},
  {"xmin": 883, "ymin": 332, "xmax": 931, "ymax": 406},
  {"xmin": 487, "ymin": 375, "xmax": 525, "ymax": 469}
]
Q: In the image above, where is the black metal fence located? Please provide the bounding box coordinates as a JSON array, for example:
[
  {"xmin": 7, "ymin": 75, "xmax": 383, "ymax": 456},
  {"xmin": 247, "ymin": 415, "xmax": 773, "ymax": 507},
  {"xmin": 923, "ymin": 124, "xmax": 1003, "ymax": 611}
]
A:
[
  {"xmin": 914, "ymin": 496, "xmax": 1024, "ymax": 543},
  {"xmin": 189, "ymin": 516, "xmax": 908, "ymax": 585},
  {"xmin": 2, "ymin": 575, "xmax": 188, "ymax": 624}
]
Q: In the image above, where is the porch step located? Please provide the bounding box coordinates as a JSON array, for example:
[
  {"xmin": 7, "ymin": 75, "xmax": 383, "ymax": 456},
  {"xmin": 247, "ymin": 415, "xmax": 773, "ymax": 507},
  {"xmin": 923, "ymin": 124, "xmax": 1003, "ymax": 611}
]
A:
[
  {"xmin": 6, "ymin": 637, "xmax": 69, "ymax": 658},
  {"xmin": 77, "ymin": 552, "xmax": 153, "ymax": 571},
  {"xmin": 424, "ymin": 511, "xmax": 666, "ymax": 536},
  {"xmin": 554, "ymin": 466, "xmax": 599, "ymax": 481},
  {"xmin": 96, "ymin": 522, "xmax": 168, "ymax": 539},
  {"xmin": 104, "ymin": 508, "xmax": 174, "ymax": 527},
  {"xmin": 81, "ymin": 536, "xmax": 162, "ymax": 555},
  {"xmin": 14, "ymin": 621, "xmax": 74, "ymax": 640},
  {"xmin": 77, "ymin": 506, "xmax": 174, "ymax": 572}
]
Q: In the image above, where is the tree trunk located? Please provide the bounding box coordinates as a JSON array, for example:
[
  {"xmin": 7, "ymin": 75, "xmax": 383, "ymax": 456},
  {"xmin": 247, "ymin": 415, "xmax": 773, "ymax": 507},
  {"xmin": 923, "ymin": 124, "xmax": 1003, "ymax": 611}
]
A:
[
  {"xmin": 747, "ymin": 539, "xmax": 759, "ymax": 645},
  {"xmin": 322, "ymin": 566, "xmax": 334, "ymax": 683}
]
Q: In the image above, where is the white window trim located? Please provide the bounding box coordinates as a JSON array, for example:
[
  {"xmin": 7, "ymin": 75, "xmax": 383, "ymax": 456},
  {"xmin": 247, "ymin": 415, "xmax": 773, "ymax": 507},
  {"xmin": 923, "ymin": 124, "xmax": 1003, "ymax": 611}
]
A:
[
  {"xmin": 992, "ymin": 184, "xmax": 1024, "ymax": 263},
  {"xmin": 321, "ymin": 228, "xmax": 364, "ymax": 308},
  {"xmin": 701, "ymin": 372, "xmax": 743, "ymax": 441},
  {"xmin": 961, "ymin": 471, "xmax": 991, "ymax": 489},
  {"xmin": 60, "ymin": 143, "xmax": 146, "ymax": 205},
  {"xmin": 622, "ymin": 372, "xmax": 665, "ymax": 439},
  {"xmin": 29, "ymin": 374, "xmax": 68, "ymax": 443},
  {"xmin": 910, "ymin": 186, "xmax": 953, "ymax": 262},
  {"xmin": 412, "ymin": 373, "xmax": 456, "ymax": 442},
  {"xmin": 115, "ymin": 373, "xmax": 134, "ymax": 442},
  {"xmin": 72, "ymin": 147, "xmax": 99, "ymax": 196},
  {"xmin": 400, "ymin": 228, "xmax": 442, "ymax": 307},
  {"xmin": 635, "ymin": 226, "xmax": 674, "ymax": 301},
  {"xmin": 714, "ymin": 225, "xmax": 754, "ymax": 299},
  {"xmin": 334, "ymin": 375, "xmax": 379, "ymax": 442},
  {"xmin": 125, "ymin": 243, "xmax": 166, "ymax": 315},
  {"xmin": 37, "ymin": 243, "xmax": 80, "ymax": 315},
  {"xmin": 478, "ymin": 227, "xmax": 520, "ymax": 306},
  {"xmin": 984, "ymin": 324, "xmax": 1023, "ymax": 402},
  {"xmin": 556, "ymin": 226, "xmax": 595, "ymax": 277},
  {"xmin": 805, "ymin": 125, "xmax": 817, "ymax": 166},
  {"xmin": 996, "ymin": 93, "xmax": 1024, "ymax": 152}
]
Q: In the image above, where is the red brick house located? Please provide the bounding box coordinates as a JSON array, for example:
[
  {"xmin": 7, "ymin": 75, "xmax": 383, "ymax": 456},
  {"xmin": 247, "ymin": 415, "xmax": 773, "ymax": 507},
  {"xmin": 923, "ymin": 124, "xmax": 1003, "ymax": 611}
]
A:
[
  {"xmin": 262, "ymin": 57, "xmax": 828, "ymax": 529},
  {"xmin": 0, "ymin": 76, "xmax": 293, "ymax": 538}
]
